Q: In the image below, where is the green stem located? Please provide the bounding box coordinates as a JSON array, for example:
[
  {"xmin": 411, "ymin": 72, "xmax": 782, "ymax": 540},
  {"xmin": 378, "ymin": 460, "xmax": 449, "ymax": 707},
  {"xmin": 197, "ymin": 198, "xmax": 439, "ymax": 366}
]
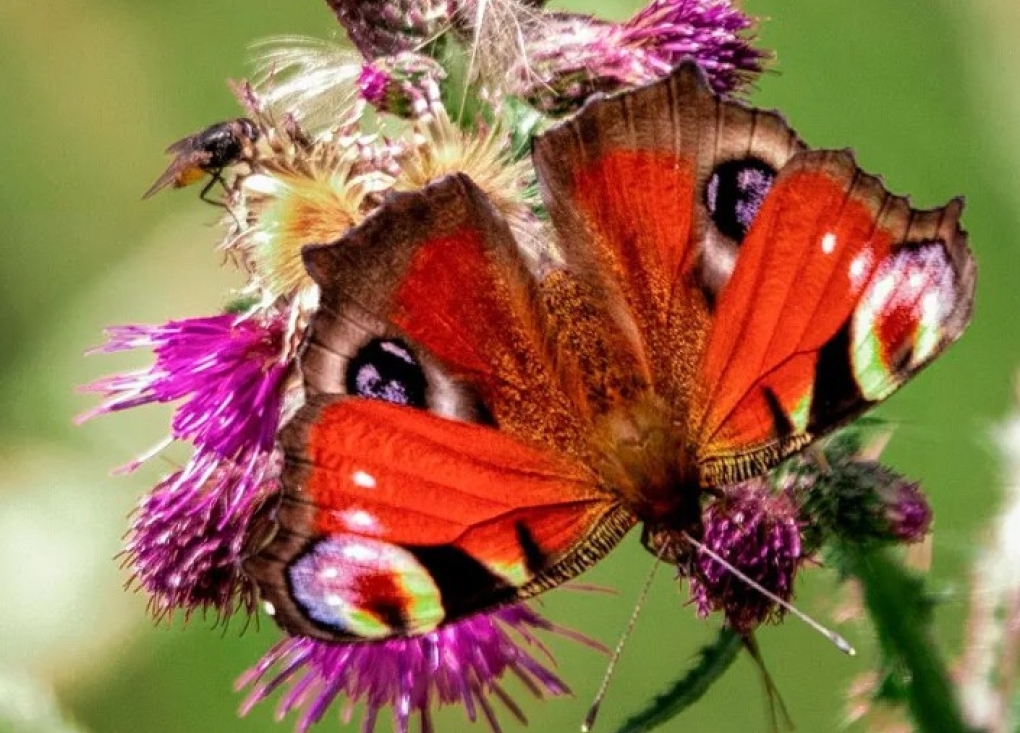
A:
[
  {"xmin": 844, "ymin": 546, "xmax": 982, "ymax": 733},
  {"xmin": 432, "ymin": 35, "xmax": 488, "ymax": 130}
]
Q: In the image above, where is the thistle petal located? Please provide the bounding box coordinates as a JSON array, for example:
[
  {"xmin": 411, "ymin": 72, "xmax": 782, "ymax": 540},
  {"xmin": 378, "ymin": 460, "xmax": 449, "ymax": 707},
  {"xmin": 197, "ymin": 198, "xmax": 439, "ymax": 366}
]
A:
[
  {"xmin": 125, "ymin": 461, "xmax": 277, "ymax": 621},
  {"xmin": 238, "ymin": 605, "xmax": 578, "ymax": 733},
  {"xmin": 80, "ymin": 313, "xmax": 288, "ymax": 462}
]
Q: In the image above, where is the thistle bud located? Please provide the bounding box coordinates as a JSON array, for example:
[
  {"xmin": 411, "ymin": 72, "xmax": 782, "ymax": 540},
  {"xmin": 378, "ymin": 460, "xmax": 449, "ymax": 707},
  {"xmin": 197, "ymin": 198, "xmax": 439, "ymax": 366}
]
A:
[
  {"xmin": 325, "ymin": 0, "xmax": 454, "ymax": 58},
  {"xmin": 793, "ymin": 459, "xmax": 933, "ymax": 549},
  {"xmin": 689, "ymin": 479, "xmax": 803, "ymax": 633},
  {"xmin": 358, "ymin": 52, "xmax": 446, "ymax": 117}
]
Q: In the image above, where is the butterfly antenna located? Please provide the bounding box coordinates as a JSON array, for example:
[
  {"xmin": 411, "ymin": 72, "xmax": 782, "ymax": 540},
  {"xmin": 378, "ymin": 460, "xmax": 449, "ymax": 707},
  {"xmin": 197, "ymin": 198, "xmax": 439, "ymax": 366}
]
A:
[
  {"xmin": 582, "ymin": 553, "xmax": 662, "ymax": 732},
  {"xmin": 682, "ymin": 532, "xmax": 856, "ymax": 656}
]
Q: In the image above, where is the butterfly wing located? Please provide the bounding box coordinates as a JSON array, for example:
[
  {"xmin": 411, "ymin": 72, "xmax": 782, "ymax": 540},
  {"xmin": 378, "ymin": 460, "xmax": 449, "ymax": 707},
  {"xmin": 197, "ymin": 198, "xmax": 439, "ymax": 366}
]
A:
[
  {"xmin": 694, "ymin": 150, "xmax": 973, "ymax": 484},
  {"xmin": 533, "ymin": 62, "xmax": 974, "ymax": 489},
  {"xmin": 533, "ymin": 62, "xmax": 805, "ymax": 418},
  {"xmin": 249, "ymin": 396, "xmax": 631, "ymax": 642},
  {"xmin": 248, "ymin": 174, "xmax": 634, "ymax": 643}
]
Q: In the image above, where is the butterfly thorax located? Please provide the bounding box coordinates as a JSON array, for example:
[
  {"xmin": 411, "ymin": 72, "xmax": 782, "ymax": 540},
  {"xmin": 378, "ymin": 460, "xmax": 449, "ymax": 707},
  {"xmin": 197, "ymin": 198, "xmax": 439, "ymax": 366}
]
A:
[{"xmin": 591, "ymin": 391, "xmax": 703, "ymax": 556}]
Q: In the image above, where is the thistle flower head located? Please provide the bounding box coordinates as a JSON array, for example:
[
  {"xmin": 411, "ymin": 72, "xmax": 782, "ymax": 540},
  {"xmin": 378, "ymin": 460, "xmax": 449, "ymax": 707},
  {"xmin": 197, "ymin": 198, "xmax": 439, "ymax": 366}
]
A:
[
  {"xmin": 396, "ymin": 111, "xmax": 546, "ymax": 264},
  {"xmin": 125, "ymin": 463, "xmax": 276, "ymax": 621},
  {"xmin": 515, "ymin": 0, "xmax": 766, "ymax": 114},
  {"xmin": 238, "ymin": 604, "xmax": 576, "ymax": 733},
  {"xmin": 689, "ymin": 479, "xmax": 803, "ymax": 633},
  {"xmin": 220, "ymin": 83, "xmax": 402, "ymax": 304},
  {"xmin": 326, "ymin": 0, "xmax": 549, "ymax": 97},
  {"xmin": 81, "ymin": 311, "xmax": 288, "ymax": 619},
  {"xmin": 234, "ymin": 144, "xmax": 394, "ymax": 301},
  {"xmin": 325, "ymin": 0, "xmax": 455, "ymax": 59},
  {"xmin": 623, "ymin": 0, "xmax": 767, "ymax": 91},
  {"xmin": 359, "ymin": 52, "xmax": 446, "ymax": 117},
  {"xmin": 877, "ymin": 476, "xmax": 932, "ymax": 543}
]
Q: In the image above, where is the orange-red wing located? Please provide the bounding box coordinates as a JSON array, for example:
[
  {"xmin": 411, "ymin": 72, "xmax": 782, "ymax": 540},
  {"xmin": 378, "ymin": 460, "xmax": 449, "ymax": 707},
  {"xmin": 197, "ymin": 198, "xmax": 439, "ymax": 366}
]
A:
[
  {"xmin": 299, "ymin": 173, "xmax": 588, "ymax": 456},
  {"xmin": 534, "ymin": 64, "xmax": 974, "ymax": 488},
  {"xmin": 695, "ymin": 151, "xmax": 974, "ymax": 485},
  {"xmin": 249, "ymin": 397, "xmax": 632, "ymax": 642}
]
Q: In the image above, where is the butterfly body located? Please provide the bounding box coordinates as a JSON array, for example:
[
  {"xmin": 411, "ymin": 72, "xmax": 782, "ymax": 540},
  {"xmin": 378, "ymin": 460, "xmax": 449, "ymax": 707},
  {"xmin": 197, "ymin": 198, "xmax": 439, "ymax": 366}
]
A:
[{"xmin": 245, "ymin": 63, "xmax": 974, "ymax": 644}]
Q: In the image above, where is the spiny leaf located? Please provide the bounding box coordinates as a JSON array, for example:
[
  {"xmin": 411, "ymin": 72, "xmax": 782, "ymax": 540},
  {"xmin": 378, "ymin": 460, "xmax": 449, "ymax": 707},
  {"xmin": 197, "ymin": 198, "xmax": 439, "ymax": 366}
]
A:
[{"xmin": 612, "ymin": 628, "xmax": 742, "ymax": 733}]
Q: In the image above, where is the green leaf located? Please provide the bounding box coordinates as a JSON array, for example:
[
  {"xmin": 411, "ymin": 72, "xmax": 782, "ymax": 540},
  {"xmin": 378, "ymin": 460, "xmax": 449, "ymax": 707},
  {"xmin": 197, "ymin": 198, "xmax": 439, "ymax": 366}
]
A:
[
  {"xmin": 501, "ymin": 95, "xmax": 547, "ymax": 161},
  {"xmin": 612, "ymin": 628, "xmax": 743, "ymax": 733},
  {"xmin": 433, "ymin": 34, "xmax": 490, "ymax": 130}
]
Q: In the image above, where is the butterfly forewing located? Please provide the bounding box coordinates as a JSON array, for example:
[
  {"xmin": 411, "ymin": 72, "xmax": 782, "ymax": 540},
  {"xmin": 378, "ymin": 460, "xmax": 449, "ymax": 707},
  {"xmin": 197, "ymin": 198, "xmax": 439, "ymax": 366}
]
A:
[
  {"xmin": 695, "ymin": 150, "xmax": 974, "ymax": 485},
  {"xmin": 301, "ymin": 174, "xmax": 585, "ymax": 450},
  {"xmin": 533, "ymin": 62, "xmax": 806, "ymax": 413}
]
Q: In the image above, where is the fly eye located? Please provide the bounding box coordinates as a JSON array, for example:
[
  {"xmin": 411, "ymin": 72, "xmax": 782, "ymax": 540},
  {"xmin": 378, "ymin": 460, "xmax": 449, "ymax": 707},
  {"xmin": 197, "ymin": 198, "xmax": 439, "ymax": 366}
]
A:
[
  {"xmin": 345, "ymin": 338, "xmax": 428, "ymax": 409},
  {"xmin": 705, "ymin": 157, "xmax": 777, "ymax": 242},
  {"xmin": 239, "ymin": 118, "xmax": 260, "ymax": 142}
]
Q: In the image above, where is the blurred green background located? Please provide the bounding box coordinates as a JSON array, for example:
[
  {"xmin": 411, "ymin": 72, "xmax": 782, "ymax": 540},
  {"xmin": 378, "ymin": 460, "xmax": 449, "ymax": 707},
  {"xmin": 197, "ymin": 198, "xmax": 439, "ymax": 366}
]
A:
[{"xmin": 2, "ymin": 0, "xmax": 1018, "ymax": 731}]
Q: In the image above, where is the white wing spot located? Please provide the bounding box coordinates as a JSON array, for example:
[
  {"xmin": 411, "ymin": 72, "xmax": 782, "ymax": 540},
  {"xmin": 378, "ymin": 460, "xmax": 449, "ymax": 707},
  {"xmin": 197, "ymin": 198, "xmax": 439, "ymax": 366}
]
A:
[
  {"xmin": 821, "ymin": 232, "xmax": 837, "ymax": 255},
  {"xmin": 849, "ymin": 251, "xmax": 872, "ymax": 287},
  {"xmin": 342, "ymin": 509, "xmax": 380, "ymax": 531},
  {"xmin": 921, "ymin": 291, "xmax": 944, "ymax": 324},
  {"xmin": 352, "ymin": 470, "xmax": 377, "ymax": 489},
  {"xmin": 341, "ymin": 543, "xmax": 377, "ymax": 563},
  {"xmin": 870, "ymin": 273, "xmax": 896, "ymax": 306}
]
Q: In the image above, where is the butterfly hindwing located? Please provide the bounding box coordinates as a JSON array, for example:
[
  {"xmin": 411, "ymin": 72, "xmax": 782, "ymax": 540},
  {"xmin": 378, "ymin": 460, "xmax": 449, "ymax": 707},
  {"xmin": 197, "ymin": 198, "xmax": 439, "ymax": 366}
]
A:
[{"xmin": 249, "ymin": 397, "xmax": 631, "ymax": 642}]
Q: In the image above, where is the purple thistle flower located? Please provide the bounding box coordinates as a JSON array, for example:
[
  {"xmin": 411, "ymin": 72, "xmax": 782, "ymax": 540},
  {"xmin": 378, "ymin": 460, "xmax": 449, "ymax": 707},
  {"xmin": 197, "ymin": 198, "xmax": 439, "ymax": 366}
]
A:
[
  {"xmin": 516, "ymin": 0, "xmax": 767, "ymax": 114},
  {"xmin": 623, "ymin": 0, "xmax": 767, "ymax": 92},
  {"xmin": 238, "ymin": 605, "xmax": 586, "ymax": 733},
  {"xmin": 875, "ymin": 474, "xmax": 932, "ymax": 544},
  {"xmin": 358, "ymin": 64, "xmax": 391, "ymax": 106},
  {"xmin": 80, "ymin": 313, "xmax": 287, "ymax": 463},
  {"xmin": 81, "ymin": 311, "xmax": 289, "ymax": 618},
  {"xmin": 325, "ymin": 0, "xmax": 454, "ymax": 59},
  {"xmin": 357, "ymin": 53, "xmax": 445, "ymax": 117},
  {"xmin": 125, "ymin": 463, "xmax": 277, "ymax": 621},
  {"xmin": 689, "ymin": 479, "xmax": 802, "ymax": 633}
]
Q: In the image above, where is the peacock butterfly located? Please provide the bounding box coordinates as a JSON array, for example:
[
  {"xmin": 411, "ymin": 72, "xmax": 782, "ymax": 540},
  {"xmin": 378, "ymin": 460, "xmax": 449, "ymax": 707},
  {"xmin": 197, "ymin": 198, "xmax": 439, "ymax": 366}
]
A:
[{"xmin": 244, "ymin": 62, "xmax": 975, "ymax": 644}]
